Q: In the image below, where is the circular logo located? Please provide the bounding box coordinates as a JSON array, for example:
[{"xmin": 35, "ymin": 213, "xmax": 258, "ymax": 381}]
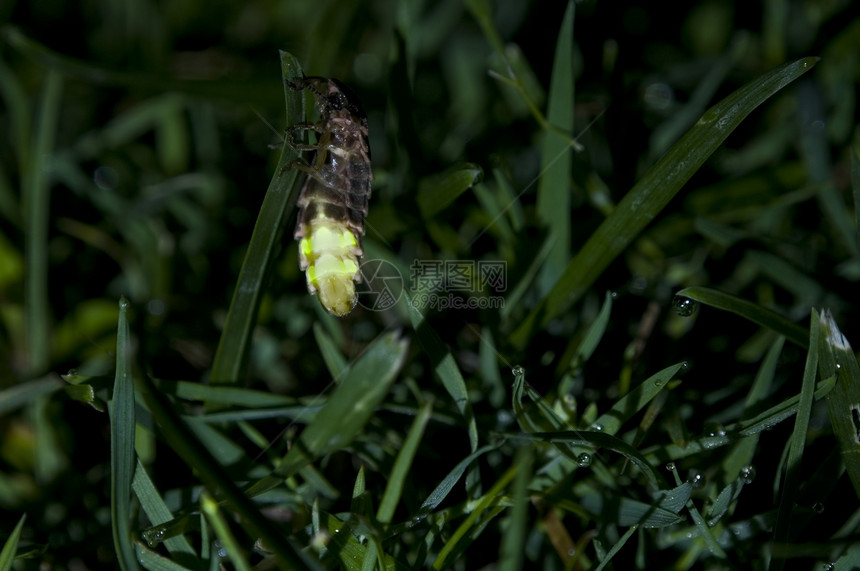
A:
[{"xmin": 356, "ymin": 259, "xmax": 404, "ymax": 312}]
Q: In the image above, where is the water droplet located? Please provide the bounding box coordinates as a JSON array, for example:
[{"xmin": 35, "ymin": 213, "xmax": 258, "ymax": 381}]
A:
[
  {"xmin": 609, "ymin": 290, "xmax": 618, "ymax": 298},
  {"xmin": 666, "ymin": 462, "xmax": 676, "ymax": 471},
  {"xmin": 119, "ymin": 297, "xmax": 129, "ymax": 310},
  {"xmin": 577, "ymin": 453, "xmax": 592, "ymax": 467},
  {"xmin": 812, "ymin": 502, "xmax": 825, "ymax": 514},
  {"xmin": 511, "ymin": 366, "xmax": 525, "ymax": 378},
  {"xmin": 706, "ymin": 423, "xmax": 727, "ymax": 438},
  {"xmin": 836, "ymin": 363, "xmax": 841, "ymax": 369},
  {"xmin": 141, "ymin": 526, "xmax": 166, "ymax": 547},
  {"xmin": 654, "ymin": 379, "xmax": 664, "ymax": 387},
  {"xmin": 740, "ymin": 465, "xmax": 756, "ymax": 484},
  {"xmin": 681, "ymin": 360, "xmax": 689, "ymax": 369},
  {"xmin": 672, "ymin": 295, "xmax": 698, "ymax": 317},
  {"xmin": 591, "ymin": 424, "xmax": 603, "ymax": 432},
  {"xmin": 689, "ymin": 472, "xmax": 704, "ymax": 488}
]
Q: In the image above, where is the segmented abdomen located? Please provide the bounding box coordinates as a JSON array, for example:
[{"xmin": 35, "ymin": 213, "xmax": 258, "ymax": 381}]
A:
[{"xmin": 291, "ymin": 77, "xmax": 372, "ymax": 316}]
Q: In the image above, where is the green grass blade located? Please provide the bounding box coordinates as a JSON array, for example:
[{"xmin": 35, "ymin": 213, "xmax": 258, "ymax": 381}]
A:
[
  {"xmin": 274, "ymin": 332, "xmax": 409, "ymax": 477},
  {"xmin": 377, "ymin": 401, "xmax": 433, "ymax": 524},
  {"xmin": 512, "ymin": 57, "xmax": 819, "ymax": 347},
  {"xmin": 131, "ymin": 461, "xmax": 196, "ymax": 557},
  {"xmin": 520, "ymin": 431, "xmax": 665, "ymax": 489},
  {"xmin": 771, "ymin": 312, "xmax": 819, "ymax": 567},
  {"xmin": 594, "ymin": 525, "xmax": 637, "ymax": 571},
  {"xmin": 313, "ymin": 322, "xmax": 348, "ymax": 380},
  {"xmin": 209, "ymin": 50, "xmax": 305, "ymax": 386},
  {"xmin": 674, "ymin": 286, "xmax": 809, "ymax": 348},
  {"xmin": 592, "ymin": 362, "xmax": 685, "ymax": 436},
  {"xmin": 818, "ymin": 310, "xmax": 860, "ymax": 499},
  {"xmin": 498, "ymin": 446, "xmax": 532, "ymax": 571},
  {"xmin": 0, "ymin": 376, "xmax": 63, "ymax": 415},
  {"xmin": 134, "ymin": 543, "xmax": 195, "ymax": 571},
  {"xmin": 200, "ymin": 491, "xmax": 250, "ymax": 571},
  {"xmin": 721, "ymin": 336, "xmax": 784, "ymax": 479},
  {"xmin": 535, "ymin": 0, "xmax": 575, "ymax": 293},
  {"xmin": 110, "ymin": 298, "xmax": 138, "ymax": 571},
  {"xmin": 0, "ymin": 514, "xmax": 26, "ymax": 570},
  {"xmin": 416, "ymin": 163, "xmax": 483, "ymax": 219},
  {"xmin": 405, "ymin": 294, "xmax": 479, "ymax": 453},
  {"xmin": 24, "ymin": 68, "xmax": 62, "ymax": 374},
  {"xmin": 413, "ymin": 444, "xmax": 498, "ymax": 522}
]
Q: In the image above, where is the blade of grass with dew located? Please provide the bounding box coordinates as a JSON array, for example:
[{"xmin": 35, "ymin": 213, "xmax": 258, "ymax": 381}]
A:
[
  {"xmin": 535, "ymin": 0, "xmax": 575, "ymax": 293},
  {"xmin": 313, "ymin": 321, "xmax": 348, "ymax": 380},
  {"xmin": 416, "ymin": 163, "xmax": 483, "ymax": 219},
  {"xmin": 818, "ymin": 310, "xmax": 860, "ymax": 499},
  {"xmin": 517, "ymin": 431, "xmax": 665, "ymax": 489},
  {"xmin": 412, "ymin": 443, "xmax": 499, "ymax": 522},
  {"xmin": 512, "ymin": 57, "xmax": 819, "ymax": 347},
  {"xmin": 110, "ymin": 298, "xmax": 138, "ymax": 571},
  {"xmin": 404, "ymin": 294, "xmax": 479, "ymax": 454},
  {"xmin": 25, "ymin": 68, "xmax": 61, "ymax": 374},
  {"xmin": 721, "ymin": 336, "xmax": 784, "ymax": 478},
  {"xmin": 209, "ymin": 50, "xmax": 305, "ymax": 386},
  {"xmin": 377, "ymin": 401, "xmax": 433, "ymax": 524},
  {"xmin": 0, "ymin": 514, "xmax": 26, "ymax": 570},
  {"xmin": 498, "ymin": 446, "xmax": 532, "ymax": 571},
  {"xmin": 674, "ymin": 286, "xmax": 809, "ymax": 348},
  {"xmin": 137, "ymin": 375, "xmax": 316, "ymax": 568},
  {"xmin": 643, "ymin": 376, "xmax": 836, "ymax": 463},
  {"xmin": 132, "ymin": 461, "xmax": 196, "ymax": 558},
  {"xmin": 261, "ymin": 332, "xmax": 408, "ymax": 481},
  {"xmin": 592, "ymin": 362, "xmax": 685, "ymax": 436}
]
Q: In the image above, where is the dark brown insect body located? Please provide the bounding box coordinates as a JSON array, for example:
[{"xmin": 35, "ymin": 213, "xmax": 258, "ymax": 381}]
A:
[{"xmin": 289, "ymin": 77, "xmax": 373, "ymax": 316}]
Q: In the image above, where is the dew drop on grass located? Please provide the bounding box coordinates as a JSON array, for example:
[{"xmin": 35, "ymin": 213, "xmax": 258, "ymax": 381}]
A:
[
  {"xmin": 511, "ymin": 365, "xmax": 525, "ymax": 378},
  {"xmin": 591, "ymin": 423, "xmax": 603, "ymax": 432},
  {"xmin": 813, "ymin": 502, "xmax": 825, "ymax": 514},
  {"xmin": 577, "ymin": 453, "xmax": 592, "ymax": 467},
  {"xmin": 672, "ymin": 295, "xmax": 697, "ymax": 317},
  {"xmin": 654, "ymin": 378, "xmax": 664, "ymax": 387},
  {"xmin": 740, "ymin": 465, "xmax": 756, "ymax": 484},
  {"xmin": 666, "ymin": 462, "xmax": 676, "ymax": 471}
]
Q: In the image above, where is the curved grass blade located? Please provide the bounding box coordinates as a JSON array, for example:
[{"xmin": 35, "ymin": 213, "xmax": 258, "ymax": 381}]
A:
[
  {"xmin": 0, "ymin": 514, "xmax": 26, "ymax": 570},
  {"xmin": 674, "ymin": 286, "xmax": 809, "ymax": 348},
  {"xmin": 274, "ymin": 332, "xmax": 409, "ymax": 477},
  {"xmin": 111, "ymin": 298, "xmax": 138, "ymax": 571},
  {"xmin": 594, "ymin": 525, "xmax": 637, "ymax": 571},
  {"xmin": 512, "ymin": 57, "xmax": 819, "ymax": 347},
  {"xmin": 818, "ymin": 310, "xmax": 860, "ymax": 499},
  {"xmin": 209, "ymin": 50, "xmax": 305, "ymax": 386}
]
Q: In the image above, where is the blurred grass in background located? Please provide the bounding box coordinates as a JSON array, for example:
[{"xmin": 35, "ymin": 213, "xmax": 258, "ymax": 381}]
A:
[{"xmin": 1, "ymin": 0, "xmax": 859, "ymax": 569}]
